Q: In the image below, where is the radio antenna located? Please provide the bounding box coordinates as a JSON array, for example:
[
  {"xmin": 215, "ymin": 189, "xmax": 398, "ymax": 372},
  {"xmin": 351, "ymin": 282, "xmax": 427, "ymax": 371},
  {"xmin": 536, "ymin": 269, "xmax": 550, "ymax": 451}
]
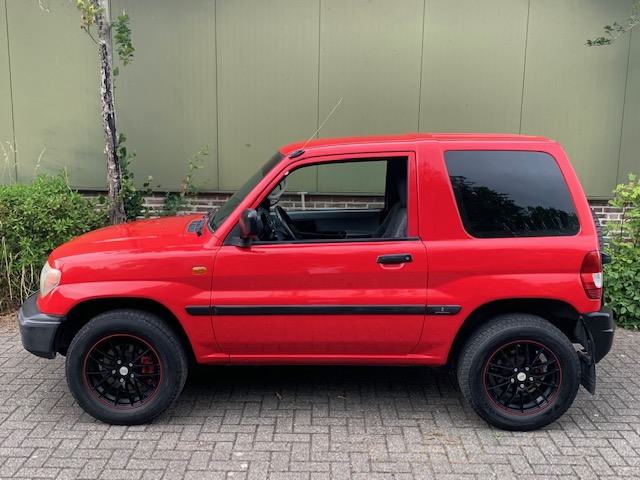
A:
[{"xmin": 302, "ymin": 97, "xmax": 343, "ymax": 149}]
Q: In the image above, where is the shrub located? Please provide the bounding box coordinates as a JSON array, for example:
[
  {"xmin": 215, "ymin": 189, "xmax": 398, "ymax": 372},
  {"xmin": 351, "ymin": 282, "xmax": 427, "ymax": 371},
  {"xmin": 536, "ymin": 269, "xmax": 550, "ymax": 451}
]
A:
[
  {"xmin": 117, "ymin": 133, "xmax": 154, "ymax": 221},
  {"xmin": 0, "ymin": 172, "xmax": 108, "ymax": 312},
  {"xmin": 116, "ymin": 143, "xmax": 209, "ymax": 220},
  {"xmin": 160, "ymin": 145, "xmax": 208, "ymax": 217},
  {"xmin": 604, "ymin": 173, "xmax": 640, "ymax": 330}
]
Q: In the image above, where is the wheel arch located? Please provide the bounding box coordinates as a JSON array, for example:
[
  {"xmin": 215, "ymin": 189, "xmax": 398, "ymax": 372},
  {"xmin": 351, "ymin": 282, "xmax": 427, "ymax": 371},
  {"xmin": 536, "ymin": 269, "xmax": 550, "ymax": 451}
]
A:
[
  {"xmin": 56, "ymin": 298, "xmax": 196, "ymax": 364},
  {"xmin": 447, "ymin": 298, "xmax": 581, "ymax": 370}
]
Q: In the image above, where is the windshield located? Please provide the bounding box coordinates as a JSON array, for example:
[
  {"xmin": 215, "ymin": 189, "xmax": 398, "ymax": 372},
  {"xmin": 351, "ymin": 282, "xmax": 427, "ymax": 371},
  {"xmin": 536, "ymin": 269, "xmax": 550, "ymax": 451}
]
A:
[{"xmin": 209, "ymin": 151, "xmax": 284, "ymax": 230}]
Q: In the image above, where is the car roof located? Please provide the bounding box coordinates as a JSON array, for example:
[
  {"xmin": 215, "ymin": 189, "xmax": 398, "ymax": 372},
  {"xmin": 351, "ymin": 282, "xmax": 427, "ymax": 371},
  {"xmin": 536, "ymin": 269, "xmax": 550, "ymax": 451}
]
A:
[{"xmin": 280, "ymin": 133, "xmax": 554, "ymax": 155}]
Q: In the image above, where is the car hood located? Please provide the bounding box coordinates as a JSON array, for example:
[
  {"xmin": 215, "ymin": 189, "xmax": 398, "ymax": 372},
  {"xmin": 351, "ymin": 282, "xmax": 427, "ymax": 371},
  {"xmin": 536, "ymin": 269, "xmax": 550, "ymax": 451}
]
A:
[{"xmin": 49, "ymin": 215, "xmax": 201, "ymax": 261}]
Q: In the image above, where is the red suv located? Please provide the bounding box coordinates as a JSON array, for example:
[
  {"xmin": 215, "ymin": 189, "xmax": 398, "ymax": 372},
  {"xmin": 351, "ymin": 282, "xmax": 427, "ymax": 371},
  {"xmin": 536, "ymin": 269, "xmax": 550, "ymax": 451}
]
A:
[{"xmin": 18, "ymin": 134, "xmax": 614, "ymax": 431}]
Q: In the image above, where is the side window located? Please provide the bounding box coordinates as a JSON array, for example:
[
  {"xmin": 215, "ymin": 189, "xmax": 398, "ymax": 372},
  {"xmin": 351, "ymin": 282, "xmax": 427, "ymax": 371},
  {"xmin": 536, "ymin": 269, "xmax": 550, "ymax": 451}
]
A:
[
  {"xmin": 247, "ymin": 157, "xmax": 409, "ymax": 243},
  {"xmin": 284, "ymin": 160, "xmax": 386, "ymax": 210},
  {"xmin": 444, "ymin": 151, "xmax": 579, "ymax": 238}
]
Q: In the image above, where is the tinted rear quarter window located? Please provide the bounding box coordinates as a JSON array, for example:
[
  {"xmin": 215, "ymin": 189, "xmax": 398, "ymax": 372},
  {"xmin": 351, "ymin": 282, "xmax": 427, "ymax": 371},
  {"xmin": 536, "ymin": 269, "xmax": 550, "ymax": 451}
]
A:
[{"xmin": 444, "ymin": 151, "xmax": 579, "ymax": 238}]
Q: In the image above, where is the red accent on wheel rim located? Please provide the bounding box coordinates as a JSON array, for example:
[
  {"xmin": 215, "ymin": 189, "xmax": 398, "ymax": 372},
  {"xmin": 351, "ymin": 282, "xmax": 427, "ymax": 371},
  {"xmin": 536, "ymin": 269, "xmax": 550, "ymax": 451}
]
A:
[
  {"xmin": 482, "ymin": 340, "xmax": 562, "ymax": 415},
  {"xmin": 82, "ymin": 334, "xmax": 163, "ymax": 410}
]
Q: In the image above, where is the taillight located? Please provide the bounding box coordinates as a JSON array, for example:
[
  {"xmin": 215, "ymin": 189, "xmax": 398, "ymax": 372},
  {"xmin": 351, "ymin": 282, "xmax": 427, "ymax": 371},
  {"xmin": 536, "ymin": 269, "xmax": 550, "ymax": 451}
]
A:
[{"xmin": 581, "ymin": 251, "xmax": 603, "ymax": 299}]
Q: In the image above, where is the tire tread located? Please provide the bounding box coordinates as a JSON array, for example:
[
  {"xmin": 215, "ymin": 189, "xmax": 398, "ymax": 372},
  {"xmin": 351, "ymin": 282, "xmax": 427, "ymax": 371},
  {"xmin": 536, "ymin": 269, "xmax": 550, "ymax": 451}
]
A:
[
  {"xmin": 66, "ymin": 309, "xmax": 188, "ymax": 425},
  {"xmin": 457, "ymin": 313, "xmax": 580, "ymax": 431}
]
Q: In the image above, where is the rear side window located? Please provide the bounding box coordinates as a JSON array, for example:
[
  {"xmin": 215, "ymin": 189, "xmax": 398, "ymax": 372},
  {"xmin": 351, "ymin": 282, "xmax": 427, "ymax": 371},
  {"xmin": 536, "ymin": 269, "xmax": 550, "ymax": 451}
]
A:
[{"xmin": 444, "ymin": 151, "xmax": 579, "ymax": 238}]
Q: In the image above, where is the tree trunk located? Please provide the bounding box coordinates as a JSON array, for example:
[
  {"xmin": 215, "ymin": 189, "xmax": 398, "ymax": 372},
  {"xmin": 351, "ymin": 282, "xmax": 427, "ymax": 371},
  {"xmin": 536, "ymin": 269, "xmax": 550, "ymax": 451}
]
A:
[{"xmin": 96, "ymin": 0, "xmax": 126, "ymax": 225}]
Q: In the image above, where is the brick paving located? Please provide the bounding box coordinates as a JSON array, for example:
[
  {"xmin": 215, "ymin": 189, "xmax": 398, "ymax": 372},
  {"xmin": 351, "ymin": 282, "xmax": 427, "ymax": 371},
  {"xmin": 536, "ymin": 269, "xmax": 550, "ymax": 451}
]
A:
[{"xmin": 0, "ymin": 320, "xmax": 639, "ymax": 479}]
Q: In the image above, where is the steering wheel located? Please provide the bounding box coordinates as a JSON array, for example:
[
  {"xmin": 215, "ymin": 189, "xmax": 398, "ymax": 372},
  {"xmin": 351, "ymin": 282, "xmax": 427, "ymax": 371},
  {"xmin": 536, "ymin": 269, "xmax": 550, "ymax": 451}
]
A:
[
  {"xmin": 257, "ymin": 207, "xmax": 276, "ymax": 240},
  {"xmin": 274, "ymin": 206, "xmax": 299, "ymax": 240}
]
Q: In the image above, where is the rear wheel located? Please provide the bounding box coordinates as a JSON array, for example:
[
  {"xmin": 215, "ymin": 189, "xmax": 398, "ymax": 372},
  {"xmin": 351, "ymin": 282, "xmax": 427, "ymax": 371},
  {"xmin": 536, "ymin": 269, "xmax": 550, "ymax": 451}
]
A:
[
  {"xmin": 66, "ymin": 309, "xmax": 188, "ymax": 425},
  {"xmin": 457, "ymin": 314, "xmax": 580, "ymax": 431}
]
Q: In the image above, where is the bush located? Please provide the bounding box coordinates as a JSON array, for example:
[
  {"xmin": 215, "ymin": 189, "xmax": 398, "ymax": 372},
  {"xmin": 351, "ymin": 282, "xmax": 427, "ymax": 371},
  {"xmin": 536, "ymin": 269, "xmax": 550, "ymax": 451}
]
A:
[
  {"xmin": 604, "ymin": 173, "xmax": 640, "ymax": 330},
  {"xmin": 117, "ymin": 133, "xmax": 154, "ymax": 221},
  {"xmin": 0, "ymin": 172, "xmax": 108, "ymax": 312},
  {"xmin": 160, "ymin": 145, "xmax": 208, "ymax": 217},
  {"xmin": 116, "ymin": 142, "xmax": 209, "ymax": 220}
]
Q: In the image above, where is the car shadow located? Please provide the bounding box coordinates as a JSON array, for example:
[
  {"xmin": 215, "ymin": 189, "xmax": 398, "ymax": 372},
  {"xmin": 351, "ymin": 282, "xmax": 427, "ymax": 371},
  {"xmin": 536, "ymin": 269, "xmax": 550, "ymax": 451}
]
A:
[{"xmin": 176, "ymin": 364, "xmax": 463, "ymax": 412}]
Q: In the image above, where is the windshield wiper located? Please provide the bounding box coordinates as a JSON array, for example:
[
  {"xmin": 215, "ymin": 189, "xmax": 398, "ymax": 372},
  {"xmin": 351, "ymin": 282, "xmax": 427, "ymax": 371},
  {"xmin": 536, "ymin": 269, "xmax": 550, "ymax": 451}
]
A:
[{"xmin": 197, "ymin": 207, "xmax": 219, "ymax": 236}]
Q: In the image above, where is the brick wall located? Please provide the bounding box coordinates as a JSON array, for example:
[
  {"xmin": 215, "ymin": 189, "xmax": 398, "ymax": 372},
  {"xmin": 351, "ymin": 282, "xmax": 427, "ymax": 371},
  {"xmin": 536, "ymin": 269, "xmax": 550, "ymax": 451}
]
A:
[
  {"xmin": 589, "ymin": 199, "xmax": 624, "ymax": 234},
  {"xmin": 86, "ymin": 191, "xmax": 620, "ymax": 233},
  {"xmin": 142, "ymin": 192, "xmax": 615, "ymax": 219},
  {"xmin": 139, "ymin": 193, "xmax": 385, "ymax": 215},
  {"xmin": 141, "ymin": 193, "xmax": 231, "ymax": 215}
]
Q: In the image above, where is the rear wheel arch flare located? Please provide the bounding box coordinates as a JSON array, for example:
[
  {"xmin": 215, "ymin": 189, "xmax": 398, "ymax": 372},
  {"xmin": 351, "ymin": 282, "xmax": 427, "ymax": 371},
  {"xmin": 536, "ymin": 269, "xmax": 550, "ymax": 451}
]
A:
[{"xmin": 446, "ymin": 298, "xmax": 581, "ymax": 370}]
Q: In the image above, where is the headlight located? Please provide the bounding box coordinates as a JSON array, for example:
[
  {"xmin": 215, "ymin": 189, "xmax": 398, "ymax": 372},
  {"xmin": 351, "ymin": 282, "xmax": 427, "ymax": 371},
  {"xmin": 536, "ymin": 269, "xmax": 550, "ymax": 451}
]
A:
[{"xmin": 40, "ymin": 262, "xmax": 61, "ymax": 298}]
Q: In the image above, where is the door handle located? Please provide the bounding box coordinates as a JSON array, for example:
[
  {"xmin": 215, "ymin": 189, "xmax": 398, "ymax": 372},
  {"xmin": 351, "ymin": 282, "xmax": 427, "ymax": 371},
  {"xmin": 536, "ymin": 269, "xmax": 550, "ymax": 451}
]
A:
[{"xmin": 376, "ymin": 254, "xmax": 412, "ymax": 264}]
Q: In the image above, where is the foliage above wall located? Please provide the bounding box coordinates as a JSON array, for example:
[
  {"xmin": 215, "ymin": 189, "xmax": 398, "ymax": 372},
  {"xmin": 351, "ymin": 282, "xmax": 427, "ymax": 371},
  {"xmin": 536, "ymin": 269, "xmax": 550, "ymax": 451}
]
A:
[{"xmin": 587, "ymin": 2, "xmax": 639, "ymax": 46}]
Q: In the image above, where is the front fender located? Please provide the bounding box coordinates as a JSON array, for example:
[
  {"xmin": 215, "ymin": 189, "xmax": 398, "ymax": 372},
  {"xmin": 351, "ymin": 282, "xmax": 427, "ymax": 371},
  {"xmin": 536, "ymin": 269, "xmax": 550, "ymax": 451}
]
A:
[{"xmin": 38, "ymin": 280, "xmax": 219, "ymax": 362}]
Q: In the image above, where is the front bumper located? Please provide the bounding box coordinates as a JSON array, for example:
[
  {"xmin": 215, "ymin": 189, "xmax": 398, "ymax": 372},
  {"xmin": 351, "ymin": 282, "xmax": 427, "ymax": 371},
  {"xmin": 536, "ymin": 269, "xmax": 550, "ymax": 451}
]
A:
[{"xmin": 18, "ymin": 293, "xmax": 64, "ymax": 359}]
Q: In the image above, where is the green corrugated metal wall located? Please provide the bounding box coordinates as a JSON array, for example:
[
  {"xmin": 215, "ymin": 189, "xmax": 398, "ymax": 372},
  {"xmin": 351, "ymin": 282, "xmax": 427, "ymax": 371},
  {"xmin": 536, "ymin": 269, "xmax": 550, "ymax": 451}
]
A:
[
  {"xmin": 0, "ymin": 0, "xmax": 638, "ymax": 198},
  {"xmin": 0, "ymin": 1, "xmax": 14, "ymax": 183}
]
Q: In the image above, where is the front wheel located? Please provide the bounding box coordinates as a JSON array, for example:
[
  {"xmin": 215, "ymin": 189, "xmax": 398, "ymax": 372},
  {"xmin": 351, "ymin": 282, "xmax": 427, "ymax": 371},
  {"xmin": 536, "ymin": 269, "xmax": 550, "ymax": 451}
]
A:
[
  {"xmin": 66, "ymin": 309, "xmax": 188, "ymax": 425},
  {"xmin": 457, "ymin": 314, "xmax": 580, "ymax": 431}
]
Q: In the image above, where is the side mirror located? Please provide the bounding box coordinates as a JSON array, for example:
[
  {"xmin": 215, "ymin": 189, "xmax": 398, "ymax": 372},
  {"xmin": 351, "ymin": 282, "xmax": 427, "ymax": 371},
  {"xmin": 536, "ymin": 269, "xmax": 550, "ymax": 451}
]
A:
[{"xmin": 238, "ymin": 209, "xmax": 259, "ymax": 246}]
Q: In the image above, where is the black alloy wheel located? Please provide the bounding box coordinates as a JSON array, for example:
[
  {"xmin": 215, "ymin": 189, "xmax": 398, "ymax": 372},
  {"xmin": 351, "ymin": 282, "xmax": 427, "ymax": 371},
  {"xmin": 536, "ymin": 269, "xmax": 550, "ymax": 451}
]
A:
[
  {"xmin": 483, "ymin": 340, "xmax": 561, "ymax": 414},
  {"xmin": 66, "ymin": 309, "xmax": 188, "ymax": 425},
  {"xmin": 83, "ymin": 334, "xmax": 162, "ymax": 409},
  {"xmin": 457, "ymin": 314, "xmax": 580, "ymax": 431}
]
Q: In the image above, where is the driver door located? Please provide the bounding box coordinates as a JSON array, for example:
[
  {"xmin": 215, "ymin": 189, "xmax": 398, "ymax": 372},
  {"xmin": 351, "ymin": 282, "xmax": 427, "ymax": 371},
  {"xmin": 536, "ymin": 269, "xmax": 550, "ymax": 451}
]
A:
[{"xmin": 210, "ymin": 153, "xmax": 427, "ymax": 359}]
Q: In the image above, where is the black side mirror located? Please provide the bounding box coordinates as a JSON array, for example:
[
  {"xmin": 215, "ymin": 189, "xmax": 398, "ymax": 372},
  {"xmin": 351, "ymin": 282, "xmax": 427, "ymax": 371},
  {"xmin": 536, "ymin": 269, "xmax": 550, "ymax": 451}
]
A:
[{"xmin": 239, "ymin": 209, "xmax": 259, "ymax": 246}]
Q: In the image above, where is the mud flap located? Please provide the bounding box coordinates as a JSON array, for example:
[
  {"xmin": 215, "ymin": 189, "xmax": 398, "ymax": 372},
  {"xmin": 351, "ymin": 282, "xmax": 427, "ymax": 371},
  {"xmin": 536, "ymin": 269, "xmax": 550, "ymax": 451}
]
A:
[{"xmin": 574, "ymin": 319, "xmax": 596, "ymax": 394}]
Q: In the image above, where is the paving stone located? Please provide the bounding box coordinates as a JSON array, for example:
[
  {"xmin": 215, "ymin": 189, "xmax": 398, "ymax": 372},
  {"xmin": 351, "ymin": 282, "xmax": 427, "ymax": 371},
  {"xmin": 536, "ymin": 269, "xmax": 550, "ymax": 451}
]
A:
[{"xmin": 0, "ymin": 328, "xmax": 639, "ymax": 478}]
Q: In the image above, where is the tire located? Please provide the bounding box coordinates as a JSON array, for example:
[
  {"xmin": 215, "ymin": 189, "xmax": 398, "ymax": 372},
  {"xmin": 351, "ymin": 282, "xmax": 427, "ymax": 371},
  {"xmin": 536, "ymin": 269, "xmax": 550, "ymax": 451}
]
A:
[
  {"xmin": 592, "ymin": 208, "xmax": 611, "ymax": 265},
  {"xmin": 457, "ymin": 314, "xmax": 580, "ymax": 431},
  {"xmin": 66, "ymin": 309, "xmax": 188, "ymax": 425},
  {"xmin": 591, "ymin": 208, "xmax": 605, "ymax": 253}
]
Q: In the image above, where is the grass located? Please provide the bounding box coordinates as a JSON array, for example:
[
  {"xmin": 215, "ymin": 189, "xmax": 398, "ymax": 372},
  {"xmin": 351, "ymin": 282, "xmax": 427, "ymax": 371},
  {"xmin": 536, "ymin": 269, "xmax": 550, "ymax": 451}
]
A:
[{"xmin": 1, "ymin": 236, "xmax": 36, "ymax": 314}]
